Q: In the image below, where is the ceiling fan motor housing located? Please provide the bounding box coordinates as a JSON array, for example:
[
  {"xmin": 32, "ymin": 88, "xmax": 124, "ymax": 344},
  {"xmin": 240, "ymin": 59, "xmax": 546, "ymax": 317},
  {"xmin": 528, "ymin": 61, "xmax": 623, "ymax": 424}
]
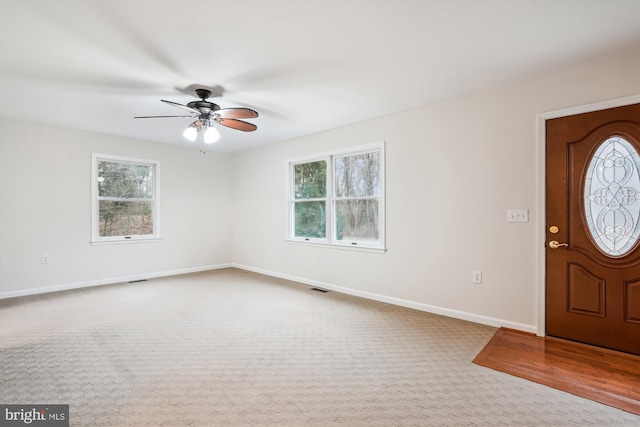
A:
[
  {"xmin": 195, "ymin": 88, "xmax": 211, "ymax": 100},
  {"xmin": 187, "ymin": 100, "xmax": 220, "ymax": 114}
]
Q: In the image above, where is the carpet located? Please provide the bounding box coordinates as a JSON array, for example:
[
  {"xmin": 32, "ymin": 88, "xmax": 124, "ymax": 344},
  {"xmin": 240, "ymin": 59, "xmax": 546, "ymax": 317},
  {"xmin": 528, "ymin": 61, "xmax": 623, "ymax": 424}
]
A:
[{"xmin": 2, "ymin": 269, "xmax": 639, "ymax": 426}]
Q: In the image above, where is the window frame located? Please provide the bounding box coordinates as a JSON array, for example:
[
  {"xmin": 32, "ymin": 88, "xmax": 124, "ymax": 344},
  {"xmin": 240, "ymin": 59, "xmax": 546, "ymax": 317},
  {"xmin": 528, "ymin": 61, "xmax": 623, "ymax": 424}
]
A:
[
  {"xmin": 290, "ymin": 157, "xmax": 329, "ymax": 243},
  {"xmin": 91, "ymin": 153, "xmax": 161, "ymax": 245},
  {"xmin": 286, "ymin": 142, "xmax": 385, "ymax": 252}
]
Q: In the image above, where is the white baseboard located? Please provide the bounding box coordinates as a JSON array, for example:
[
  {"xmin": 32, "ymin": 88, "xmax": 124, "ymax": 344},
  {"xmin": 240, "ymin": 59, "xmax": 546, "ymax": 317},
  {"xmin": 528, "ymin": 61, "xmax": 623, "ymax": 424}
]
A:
[
  {"xmin": 0, "ymin": 264, "xmax": 232, "ymax": 299},
  {"xmin": 2, "ymin": 263, "xmax": 538, "ymax": 335},
  {"xmin": 233, "ymin": 263, "xmax": 537, "ymax": 334}
]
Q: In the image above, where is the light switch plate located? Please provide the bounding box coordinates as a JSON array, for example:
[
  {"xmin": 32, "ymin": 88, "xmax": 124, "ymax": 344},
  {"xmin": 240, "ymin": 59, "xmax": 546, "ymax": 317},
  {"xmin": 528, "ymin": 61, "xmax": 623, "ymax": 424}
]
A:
[{"xmin": 507, "ymin": 209, "xmax": 529, "ymax": 223}]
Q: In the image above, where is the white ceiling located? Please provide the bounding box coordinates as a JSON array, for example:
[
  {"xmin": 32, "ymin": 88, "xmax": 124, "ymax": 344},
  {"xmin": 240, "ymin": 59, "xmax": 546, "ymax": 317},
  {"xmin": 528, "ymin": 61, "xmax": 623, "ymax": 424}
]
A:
[{"xmin": 1, "ymin": 0, "xmax": 638, "ymax": 152}]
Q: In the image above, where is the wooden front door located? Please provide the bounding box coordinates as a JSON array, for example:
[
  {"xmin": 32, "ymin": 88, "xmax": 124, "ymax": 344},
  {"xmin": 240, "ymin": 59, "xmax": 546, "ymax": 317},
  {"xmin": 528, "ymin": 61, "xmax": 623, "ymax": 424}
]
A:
[{"xmin": 546, "ymin": 103, "xmax": 640, "ymax": 355}]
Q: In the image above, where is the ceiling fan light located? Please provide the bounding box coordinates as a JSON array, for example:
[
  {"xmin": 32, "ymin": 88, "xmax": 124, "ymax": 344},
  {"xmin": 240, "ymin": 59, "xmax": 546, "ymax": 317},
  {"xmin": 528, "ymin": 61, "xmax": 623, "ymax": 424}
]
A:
[
  {"xmin": 204, "ymin": 126, "xmax": 220, "ymax": 144},
  {"xmin": 183, "ymin": 125, "xmax": 198, "ymax": 141}
]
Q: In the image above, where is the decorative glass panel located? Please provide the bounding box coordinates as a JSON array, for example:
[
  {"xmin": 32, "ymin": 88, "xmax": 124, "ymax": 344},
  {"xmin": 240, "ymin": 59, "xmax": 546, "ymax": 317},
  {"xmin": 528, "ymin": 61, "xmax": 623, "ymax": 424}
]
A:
[{"xmin": 584, "ymin": 136, "xmax": 640, "ymax": 256}]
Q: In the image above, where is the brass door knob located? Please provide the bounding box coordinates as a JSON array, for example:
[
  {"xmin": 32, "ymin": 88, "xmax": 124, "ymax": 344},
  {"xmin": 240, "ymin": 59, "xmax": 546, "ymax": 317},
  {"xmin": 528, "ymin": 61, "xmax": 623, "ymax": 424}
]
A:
[{"xmin": 548, "ymin": 240, "xmax": 568, "ymax": 249}]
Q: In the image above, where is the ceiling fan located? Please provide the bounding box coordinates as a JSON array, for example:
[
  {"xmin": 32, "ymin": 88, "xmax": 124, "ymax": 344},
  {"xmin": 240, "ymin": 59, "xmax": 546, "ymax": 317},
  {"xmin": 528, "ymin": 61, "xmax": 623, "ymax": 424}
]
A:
[{"xmin": 134, "ymin": 88, "xmax": 258, "ymax": 144}]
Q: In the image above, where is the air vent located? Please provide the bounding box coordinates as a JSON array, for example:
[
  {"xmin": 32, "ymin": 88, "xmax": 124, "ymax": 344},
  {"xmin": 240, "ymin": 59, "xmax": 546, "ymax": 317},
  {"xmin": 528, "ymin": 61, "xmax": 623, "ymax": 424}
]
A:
[
  {"xmin": 128, "ymin": 279, "xmax": 148, "ymax": 284},
  {"xmin": 310, "ymin": 287, "xmax": 329, "ymax": 293}
]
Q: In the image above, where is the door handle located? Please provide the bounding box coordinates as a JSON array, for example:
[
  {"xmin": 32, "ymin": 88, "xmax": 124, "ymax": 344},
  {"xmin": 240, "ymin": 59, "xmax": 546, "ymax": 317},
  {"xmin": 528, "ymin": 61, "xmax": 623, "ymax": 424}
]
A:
[{"xmin": 548, "ymin": 240, "xmax": 568, "ymax": 249}]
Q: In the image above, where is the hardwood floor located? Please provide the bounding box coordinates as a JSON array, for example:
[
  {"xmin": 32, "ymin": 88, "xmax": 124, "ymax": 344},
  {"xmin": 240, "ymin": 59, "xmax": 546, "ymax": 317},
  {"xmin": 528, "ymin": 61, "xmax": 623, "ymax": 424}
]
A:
[{"xmin": 473, "ymin": 328, "xmax": 640, "ymax": 415}]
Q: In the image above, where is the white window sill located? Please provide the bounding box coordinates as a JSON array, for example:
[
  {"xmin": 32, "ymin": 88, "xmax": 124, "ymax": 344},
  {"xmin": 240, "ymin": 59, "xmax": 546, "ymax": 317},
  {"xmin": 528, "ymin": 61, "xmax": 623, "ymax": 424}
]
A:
[
  {"xmin": 285, "ymin": 238, "xmax": 386, "ymax": 254},
  {"xmin": 90, "ymin": 237, "xmax": 161, "ymax": 246}
]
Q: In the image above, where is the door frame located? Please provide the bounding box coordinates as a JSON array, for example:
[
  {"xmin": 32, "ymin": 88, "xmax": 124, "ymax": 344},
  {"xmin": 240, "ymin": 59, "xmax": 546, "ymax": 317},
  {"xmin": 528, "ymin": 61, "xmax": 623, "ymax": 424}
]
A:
[{"xmin": 535, "ymin": 94, "xmax": 640, "ymax": 337}]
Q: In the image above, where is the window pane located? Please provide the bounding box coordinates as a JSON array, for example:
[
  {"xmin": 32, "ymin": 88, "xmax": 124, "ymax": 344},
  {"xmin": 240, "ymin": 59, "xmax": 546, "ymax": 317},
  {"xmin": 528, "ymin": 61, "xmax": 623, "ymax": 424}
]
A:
[
  {"xmin": 335, "ymin": 199, "xmax": 379, "ymax": 242},
  {"xmin": 294, "ymin": 161, "xmax": 326, "ymax": 199},
  {"xmin": 294, "ymin": 201, "xmax": 326, "ymax": 238},
  {"xmin": 98, "ymin": 161, "xmax": 154, "ymax": 199},
  {"xmin": 335, "ymin": 152, "xmax": 380, "ymax": 198},
  {"xmin": 99, "ymin": 200, "xmax": 154, "ymax": 237}
]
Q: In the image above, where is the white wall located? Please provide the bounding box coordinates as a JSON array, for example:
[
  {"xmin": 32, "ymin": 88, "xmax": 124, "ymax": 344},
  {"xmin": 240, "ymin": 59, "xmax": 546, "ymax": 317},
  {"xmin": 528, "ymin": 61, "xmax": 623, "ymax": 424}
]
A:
[
  {"xmin": 1, "ymin": 46, "xmax": 637, "ymax": 333},
  {"xmin": 231, "ymin": 47, "xmax": 640, "ymax": 332},
  {"xmin": 0, "ymin": 121, "xmax": 234, "ymax": 296}
]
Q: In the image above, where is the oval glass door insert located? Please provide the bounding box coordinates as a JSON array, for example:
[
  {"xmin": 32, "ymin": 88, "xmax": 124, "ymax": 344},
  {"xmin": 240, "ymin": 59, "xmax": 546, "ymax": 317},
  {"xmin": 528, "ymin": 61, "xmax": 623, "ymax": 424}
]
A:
[{"xmin": 584, "ymin": 135, "xmax": 640, "ymax": 256}]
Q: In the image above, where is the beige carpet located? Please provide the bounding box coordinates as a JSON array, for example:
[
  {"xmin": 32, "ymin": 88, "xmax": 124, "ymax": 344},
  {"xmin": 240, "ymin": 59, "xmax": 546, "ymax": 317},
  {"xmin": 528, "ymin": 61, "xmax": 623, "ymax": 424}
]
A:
[{"xmin": 1, "ymin": 268, "xmax": 639, "ymax": 426}]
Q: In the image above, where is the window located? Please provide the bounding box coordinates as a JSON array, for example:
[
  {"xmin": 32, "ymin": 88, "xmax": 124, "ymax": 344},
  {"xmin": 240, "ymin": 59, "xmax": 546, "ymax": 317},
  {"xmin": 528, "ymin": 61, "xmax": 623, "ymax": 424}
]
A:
[
  {"xmin": 288, "ymin": 142, "xmax": 385, "ymax": 251},
  {"xmin": 293, "ymin": 160, "xmax": 327, "ymax": 239},
  {"xmin": 91, "ymin": 154, "xmax": 160, "ymax": 244}
]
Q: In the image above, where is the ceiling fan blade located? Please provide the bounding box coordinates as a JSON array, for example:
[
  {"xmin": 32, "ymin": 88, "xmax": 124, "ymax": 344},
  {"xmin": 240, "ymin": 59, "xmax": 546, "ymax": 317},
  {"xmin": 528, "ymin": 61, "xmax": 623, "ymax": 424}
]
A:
[
  {"xmin": 218, "ymin": 118, "xmax": 258, "ymax": 132},
  {"xmin": 134, "ymin": 115, "xmax": 193, "ymax": 119},
  {"xmin": 215, "ymin": 108, "xmax": 259, "ymax": 119},
  {"xmin": 161, "ymin": 99, "xmax": 200, "ymax": 114}
]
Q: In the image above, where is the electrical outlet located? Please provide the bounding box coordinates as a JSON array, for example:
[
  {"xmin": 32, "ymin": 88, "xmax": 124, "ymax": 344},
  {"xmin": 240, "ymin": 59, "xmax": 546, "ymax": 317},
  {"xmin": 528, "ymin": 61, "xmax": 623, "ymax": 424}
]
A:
[
  {"xmin": 472, "ymin": 270, "xmax": 482, "ymax": 284},
  {"xmin": 316, "ymin": 253, "xmax": 321, "ymax": 262},
  {"xmin": 197, "ymin": 243, "xmax": 203, "ymax": 251},
  {"xmin": 41, "ymin": 254, "xmax": 51, "ymax": 264}
]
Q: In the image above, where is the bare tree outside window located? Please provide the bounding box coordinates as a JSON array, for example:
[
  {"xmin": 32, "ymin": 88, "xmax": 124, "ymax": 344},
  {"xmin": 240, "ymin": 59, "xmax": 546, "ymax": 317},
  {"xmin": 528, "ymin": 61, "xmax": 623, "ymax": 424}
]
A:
[
  {"xmin": 334, "ymin": 152, "xmax": 380, "ymax": 242},
  {"xmin": 97, "ymin": 160, "xmax": 155, "ymax": 237},
  {"xmin": 289, "ymin": 145, "xmax": 384, "ymax": 249}
]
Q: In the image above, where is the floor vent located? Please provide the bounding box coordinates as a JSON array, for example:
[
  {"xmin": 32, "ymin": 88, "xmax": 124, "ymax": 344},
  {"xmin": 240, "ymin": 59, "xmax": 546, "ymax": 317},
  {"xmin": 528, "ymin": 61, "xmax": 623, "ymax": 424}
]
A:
[
  {"xmin": 128, "ymin": 279, "xmax": 148, "ymax": 284},
  {"xmin": 310, "ymin": 287, "xmax": 329, "ymax": 293}
]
